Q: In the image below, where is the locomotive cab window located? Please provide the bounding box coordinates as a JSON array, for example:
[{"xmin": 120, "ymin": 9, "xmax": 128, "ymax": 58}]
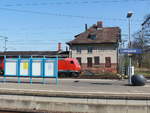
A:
[{"xmin": 70, "ymin": 61, "xmax": 74, "ymax": 64}]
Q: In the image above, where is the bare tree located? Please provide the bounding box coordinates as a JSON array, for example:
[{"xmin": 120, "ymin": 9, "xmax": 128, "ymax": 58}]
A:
[
  {"xmin": 132, "ymin": 31, "xmax": 143, "ymax": 68},
  {"xmin": 129, "ymin": 14, "xmax": 150, "ymax": 69}
]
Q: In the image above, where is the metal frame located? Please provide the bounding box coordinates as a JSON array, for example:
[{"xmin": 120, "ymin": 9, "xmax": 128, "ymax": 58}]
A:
[{"xmin": 3, "ymin": 56, "xmax": 58, "ymax": 84}]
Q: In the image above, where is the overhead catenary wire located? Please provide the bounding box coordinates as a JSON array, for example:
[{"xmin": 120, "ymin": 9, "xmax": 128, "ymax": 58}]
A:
[
  {"xmin": 0, "ymin": 7, "xmax": 122, "ymax": 21},
  {"xmin": 0, "ymin": 0, "xmax": 145, "ymax": 50},
  {"xmin": 6, "ymin": 34, "xmax": 127, "ymax": 44},
  {"xmin": 1, "ymin": 0, "xmax": 150, "ymax": 7},
  {"xmin": 0, "ymin": 7, "xmax": 143, "ymax": 22}
]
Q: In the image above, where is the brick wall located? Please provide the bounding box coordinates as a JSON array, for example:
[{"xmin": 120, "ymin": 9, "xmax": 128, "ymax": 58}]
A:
[{"xmin": 81, "ymin": 63, "xmax": 117, "ymax": 73}]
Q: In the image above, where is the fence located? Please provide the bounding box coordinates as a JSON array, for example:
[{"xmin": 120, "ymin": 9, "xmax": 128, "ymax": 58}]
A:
[{"xmin": 3, "ymin": 56, "xmax": 58, "ymax": 84}]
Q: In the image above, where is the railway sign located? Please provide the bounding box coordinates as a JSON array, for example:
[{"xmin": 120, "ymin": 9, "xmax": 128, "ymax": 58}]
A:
[{"xmin": 119, "ymin": 48, "xmax": 142, "ymax": 54}]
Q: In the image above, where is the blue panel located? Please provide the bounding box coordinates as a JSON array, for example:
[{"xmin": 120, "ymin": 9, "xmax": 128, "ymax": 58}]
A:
[
  {"xmin": 55, "ymin": 57, "xmax": 58, "ymax": 85},
  {"xmin": 17, "ymin": 57, "xmax": 21, "ymax": 83},
  {"xmin": 3, "ymin": 57, "xmax": 58, "ymax": 84},
  {"xmin": 119, "ymin": 48, "xmax": 142, "ymax": 54},
  {"xmin": 29, "ymin": 58, "xmax": 32, "ymax": 84}
]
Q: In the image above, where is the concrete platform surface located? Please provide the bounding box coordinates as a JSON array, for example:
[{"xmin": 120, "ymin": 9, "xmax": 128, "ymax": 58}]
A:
[{"xmin": 0, "ymin": 77, "xmax": 150, "ymax": 99}]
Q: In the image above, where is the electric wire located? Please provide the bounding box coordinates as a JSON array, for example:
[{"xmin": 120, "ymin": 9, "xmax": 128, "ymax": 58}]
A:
[
  {"xmin": 1, "ymin": 0, "xmax": 150, "ymax": 7},
  {"xmin": 0, "ymin": 0, "xmax": 146, "ymax": 50},
  {"xmin": 0, "ymin": 7, "xmax": 143, "ymax": 22}
]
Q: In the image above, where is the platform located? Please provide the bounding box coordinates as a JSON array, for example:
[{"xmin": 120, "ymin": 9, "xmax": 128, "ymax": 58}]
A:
[{"xmin": 0, "ymin": 78, "xmax": 150, "ymax": 113}]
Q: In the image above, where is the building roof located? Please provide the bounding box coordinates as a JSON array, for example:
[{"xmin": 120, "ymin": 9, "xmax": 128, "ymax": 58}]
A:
[
  {"xmin": 0, "ymin": 51, "xmax": 69, "ymax": 57},
  {"xmin": 67, "ymin": 23, "xmax": 121, "ymax": 45}
]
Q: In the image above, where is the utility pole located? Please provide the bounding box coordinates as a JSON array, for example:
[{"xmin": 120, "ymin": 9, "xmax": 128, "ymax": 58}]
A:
[
  {"xmin": 0, "ymin": 36, "xmax": 8, "ymax": 52},
  {"xmin": 4, "ymin": 37, "xmax": 8, "ymax": 52}
]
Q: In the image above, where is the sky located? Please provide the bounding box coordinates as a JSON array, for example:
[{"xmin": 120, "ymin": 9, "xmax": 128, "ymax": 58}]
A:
[{"xmin": 0, "ymin": 0, "xmax": 149, "ymax": 51}]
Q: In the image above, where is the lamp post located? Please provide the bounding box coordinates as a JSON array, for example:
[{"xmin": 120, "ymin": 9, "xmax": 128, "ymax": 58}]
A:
[{"xmin": 127, "ymin": 11, "xmax": 133, "ymax": 85}]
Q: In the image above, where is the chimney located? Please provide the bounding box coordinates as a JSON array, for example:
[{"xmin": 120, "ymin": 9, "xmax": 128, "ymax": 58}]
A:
[
  {"xmin": 58, "ymin": 42, "xmax": 62, "ymax": 51},
  {"xmin": 97, "ymin": 21, "xmax": 103, "ymax": 28},
  {"xmin": 85, "ymin": 24, "xmax": 88, "ymax": 31}
]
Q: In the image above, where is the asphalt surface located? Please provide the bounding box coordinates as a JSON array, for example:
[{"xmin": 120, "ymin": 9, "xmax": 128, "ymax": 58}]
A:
[{"xmin": 0, "ymin": 77, "xmax": 150, "ymax": 95}]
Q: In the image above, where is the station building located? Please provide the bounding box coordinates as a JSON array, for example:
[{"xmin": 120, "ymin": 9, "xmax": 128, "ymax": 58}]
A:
[{"xmin": 67, "ymin": 21, "xmax": 121, "ymax": 73}]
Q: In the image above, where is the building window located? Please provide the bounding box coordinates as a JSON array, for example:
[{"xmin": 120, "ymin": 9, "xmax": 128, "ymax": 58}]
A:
[
  {"xmin": 88, "ymin": 47, "xmax": 93, "ymax": 53},
  {"xmin": 89, "ymin": 34, "xmax": 96, "ymax": 40},
  {"xmin": 94, "ymin": 56, "xmax": 100, "ymax": 65},
  {"xmin": 87, "ymin": 57, "xmax": 93, "ymax": 67},
  {"xmin": 76, "ymin": 57, "xmax": 82, "ymax": 65},
  {"xmin": 76, "ymin": 47, "xmax": 81, "ymax": 53},
  {"xmin": 105, "ymin": 57, "xmax": 111, "ymax": 68}
]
